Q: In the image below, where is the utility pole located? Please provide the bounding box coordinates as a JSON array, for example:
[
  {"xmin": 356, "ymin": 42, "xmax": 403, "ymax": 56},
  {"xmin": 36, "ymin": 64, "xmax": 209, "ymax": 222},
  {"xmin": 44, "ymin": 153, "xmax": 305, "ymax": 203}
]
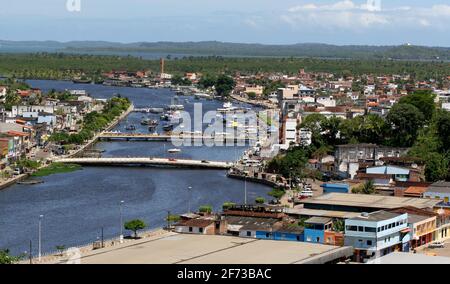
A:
[
  {"xmin": 244, "ymin": 175, "xmax": 247, "ymax": 205},
  {"xmin": 167, "ymin": 210, "xmax": 170, "ymax": 230},
  {"xmin": 29, "ymin": 240, "xmax": 32, "ymax": 264},
  {"xmin": 187, "ymin": 186, "xmax": 192, "ymax": 213},
  {"xmin": 119, "ymin": 201, "xmax": 124, "ymax": 243},
  {"xmin": 101, "ymin": 227, "xmax": 104, "ymax": 248},
  {"xmin": 38, "ymin": 215, "xmax": 43, "ymax": 262}
]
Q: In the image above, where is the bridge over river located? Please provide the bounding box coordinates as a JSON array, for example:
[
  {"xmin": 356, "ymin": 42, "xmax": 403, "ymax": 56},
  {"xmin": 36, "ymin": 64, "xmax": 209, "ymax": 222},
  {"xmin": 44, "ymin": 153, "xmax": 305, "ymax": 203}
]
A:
[
  {"xmin": 56, "ymin": 157, "xmax": 234, "ymax": 169},
  {"xmin": 98, "ymin": 132, "xmax": 257, "ymax": 143}
]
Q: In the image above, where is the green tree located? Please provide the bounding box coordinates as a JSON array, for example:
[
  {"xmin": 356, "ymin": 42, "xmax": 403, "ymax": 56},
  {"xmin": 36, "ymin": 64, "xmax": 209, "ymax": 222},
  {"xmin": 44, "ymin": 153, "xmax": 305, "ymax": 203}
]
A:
[
  {"xmin": 398, "ymin": 90, "xmax": 436, "ymax": 121},
  {"xmin": 424, "ymin": 153, "xmax": 449, "ymax": 182},
  {"xmin": 222, "ymin": 202, "xmax": 236, "ymax": 210},
  {"xmin": 124, "ymin": 219, "xmax": 147, "ymax": 239},
  {"xmin": 255, "ymin": 197, "xmax": 265, "ymax": 204},
  {"xmin": 300, "ymin": 114, "xmax": 327, "ymax": 147},
  {"xmin": 0, "ymin": 249, "xmax": 22, "ymax": 264},
  {"xmin": 340, "ymin": 114, "xmax": 389, "ymax": 145},
  {"xmin": 352, "ymin": 180, "xmax": 376, "ymax": 195},
  {"xmin": 199, "ymin": 205, "xmax": 213, "ymax": 214},
  {"xmin": 332, "ymin": 219, "xmax": 345, "ymax": 232},
  {"xmin": 386, "ymin": 103, "xmax": 425, "ymax": 147},
  {"xmin": 166, "ymin": 214, "xmax": 181, "ymax": 228},
  {"xmin": 215, "ymin": 75, "xmax": 235, "ymax": 97},
  {"xmin": 4, "ymin": 92, "xmax": 22, "ymax": 111},
  {"xmin": 268, "ymin": 188, "xmax": 285, "ymax": 200},
  {"xmin": 198, "ymin": 74, "xmax": 216, "ymax": 89},
  {"xmin": 435, "ymin": 110, "xmax": 450, "ymax": 152}
]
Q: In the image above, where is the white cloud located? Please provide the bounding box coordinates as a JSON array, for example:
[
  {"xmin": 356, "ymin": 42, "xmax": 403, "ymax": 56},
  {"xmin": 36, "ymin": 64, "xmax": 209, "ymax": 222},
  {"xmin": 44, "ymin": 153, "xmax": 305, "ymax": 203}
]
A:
[{"xmin": 282, "ymin": 1, "xmax": 450, "ymax": 31}]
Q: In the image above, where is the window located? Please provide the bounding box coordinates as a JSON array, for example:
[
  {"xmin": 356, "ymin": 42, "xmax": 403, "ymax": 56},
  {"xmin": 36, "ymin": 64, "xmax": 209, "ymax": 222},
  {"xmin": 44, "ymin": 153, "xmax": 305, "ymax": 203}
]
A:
[
  {"xmin": 246, "ymin": 231, "xmax": 251, "ymax": 237},
  {"xmin": 358, "ymin": 226, "xmax": 364, "ymax": 232},
  {"xmin": 346, "ymin": 226, "xmax": 357, "ymax": 231},
  {"xmin": 365, "ymin": 227, "xmax": 376, "ymax": 233},
  {"xmin": 367, "ymin": 240, "xmax": 373, "ymax": 246},
  {"xmin": 199, "ymin": 228, "xmax": 203, "ymax": 233},
  {"xmin": 189, "ymin": 227, "xmax": 193, "ymax": 232},
  {"xmin": 377, "ymin": 227, "xmax": 381, "ymax": 232}
]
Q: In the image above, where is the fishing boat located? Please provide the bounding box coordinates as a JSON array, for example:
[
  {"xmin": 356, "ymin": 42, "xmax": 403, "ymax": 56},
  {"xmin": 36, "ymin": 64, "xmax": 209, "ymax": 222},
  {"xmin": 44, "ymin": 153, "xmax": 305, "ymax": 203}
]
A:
[
  {"xmin": 165, "ymin": 104, "xmax": 185, "ymax": 111},
  {"xmin": 125, "ymin": 125, "xmax": 136, "ymax": 131},
  {"xmin": 149, "ymin": 108, "xmax": 164, "ymax": 114},
  {"xmin": 167, "ymin": 148, "xmax": 181, "ymax": 154},
  {"xmin": 163, "ymin": 123, "xmax": 175, "ymax": 132},
  {"xmin": 140, "ymin": 118, "xmax": 150, "ymax": 125}
]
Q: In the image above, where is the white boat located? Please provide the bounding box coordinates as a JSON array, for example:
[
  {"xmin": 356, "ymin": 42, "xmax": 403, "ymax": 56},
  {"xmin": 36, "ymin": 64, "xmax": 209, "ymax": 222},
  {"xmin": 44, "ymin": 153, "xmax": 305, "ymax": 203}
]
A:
[{"xmin": 167, "ymin": 148, "xmax": 181, "ymax": 154}]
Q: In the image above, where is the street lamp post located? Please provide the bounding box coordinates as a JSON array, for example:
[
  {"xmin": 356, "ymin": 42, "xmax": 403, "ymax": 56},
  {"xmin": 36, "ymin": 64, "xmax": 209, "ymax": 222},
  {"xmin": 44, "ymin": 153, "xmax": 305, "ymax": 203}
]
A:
[
  {"xmin": 119, "ymin": 201, "xmax": 124, "ymax": 243},
  {"xmin": 38, "ymin": 215, "xmax": 44, "ymax": 262},
  {"xmin": 187, "ymin": 186, "xmax": 192, "ymax": 213},
  {"xmin": 244, "ymin": 175, "xmax": 248, "ymax": 205}
]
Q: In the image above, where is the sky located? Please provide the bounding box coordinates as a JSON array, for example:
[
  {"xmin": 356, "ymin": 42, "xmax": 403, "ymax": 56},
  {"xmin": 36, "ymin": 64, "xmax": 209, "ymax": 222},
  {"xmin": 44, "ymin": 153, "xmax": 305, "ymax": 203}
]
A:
[{"xmin": 0, "ymin": 0, "xmax": 449, "ymax": 46}]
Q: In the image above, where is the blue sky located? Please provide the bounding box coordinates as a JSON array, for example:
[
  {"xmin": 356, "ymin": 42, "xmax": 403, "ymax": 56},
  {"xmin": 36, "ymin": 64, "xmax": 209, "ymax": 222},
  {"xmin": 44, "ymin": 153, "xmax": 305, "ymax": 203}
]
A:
[{"xmin": 0, "ymin": 0, "xmax": 449, "ymax": 46}]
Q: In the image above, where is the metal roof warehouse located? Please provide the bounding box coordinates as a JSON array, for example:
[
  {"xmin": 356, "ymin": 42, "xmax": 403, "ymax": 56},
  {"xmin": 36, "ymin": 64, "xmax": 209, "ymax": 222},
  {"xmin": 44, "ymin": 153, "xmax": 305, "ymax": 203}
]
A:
[{"xmin": 300, "ymin": 193, "xmax": 442, "ymax": 213}]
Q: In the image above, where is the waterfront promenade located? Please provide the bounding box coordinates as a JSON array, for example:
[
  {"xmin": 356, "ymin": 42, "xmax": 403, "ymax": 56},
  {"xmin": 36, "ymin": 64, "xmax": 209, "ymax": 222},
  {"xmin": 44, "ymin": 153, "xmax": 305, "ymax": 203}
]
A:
[{"xmin": 67, "ymin": 104, "xmax": 135, "ymax": 158}]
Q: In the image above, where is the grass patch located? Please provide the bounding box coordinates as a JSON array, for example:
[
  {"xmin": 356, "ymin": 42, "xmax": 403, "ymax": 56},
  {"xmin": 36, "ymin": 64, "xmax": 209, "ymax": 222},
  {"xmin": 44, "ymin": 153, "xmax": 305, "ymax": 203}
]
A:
[{"xmin": 32, "ymin": 163, "xmax": 82, "ymax": 177}]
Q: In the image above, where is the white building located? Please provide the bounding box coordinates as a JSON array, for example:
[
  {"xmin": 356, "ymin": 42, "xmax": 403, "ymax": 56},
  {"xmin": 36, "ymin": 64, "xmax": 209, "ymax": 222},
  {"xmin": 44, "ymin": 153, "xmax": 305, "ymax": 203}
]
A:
[
  {"xmin": 316, "ymin": 96, "xmax": 336, "ymax": 107},
  {"xmin": 283, "ymin": 117, "xmax": 298, "ymax": 147},
  {"xmin": 299, "ymin": 128, "xmax": 312, "ymax": 146},
  {"xmin": 12, "ymin": 105, "xmax": 54, "ymax": 117}
]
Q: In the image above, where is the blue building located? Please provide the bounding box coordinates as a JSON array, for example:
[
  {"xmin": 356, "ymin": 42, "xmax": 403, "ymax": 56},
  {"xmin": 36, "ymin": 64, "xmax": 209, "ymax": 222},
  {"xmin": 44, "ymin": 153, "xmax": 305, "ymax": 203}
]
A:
[
  {"xmin": 321, "ymin": 183, "xmax": 349, "ymax": 194},
  {"xmin": 272, "ymin": 226, "xmax": 304, "ymax": 242},
  {"xmin": 344, "ymin": 211, "xmax": 409, "ymax": 263},
  {"xmin": 304, "ymin": 217, "xmax": 333, "ymax": 244}
]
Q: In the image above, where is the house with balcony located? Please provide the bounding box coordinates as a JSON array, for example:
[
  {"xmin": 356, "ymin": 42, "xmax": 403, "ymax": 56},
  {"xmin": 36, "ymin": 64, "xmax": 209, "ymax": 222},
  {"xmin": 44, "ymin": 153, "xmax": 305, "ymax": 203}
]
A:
[
  {"xmin": 344, "ymin": 211, "xmax": 409, "ymax": 262},
  {"xmin": 389, "ymin": 207, "xmax": 437, "ymax": 250}
]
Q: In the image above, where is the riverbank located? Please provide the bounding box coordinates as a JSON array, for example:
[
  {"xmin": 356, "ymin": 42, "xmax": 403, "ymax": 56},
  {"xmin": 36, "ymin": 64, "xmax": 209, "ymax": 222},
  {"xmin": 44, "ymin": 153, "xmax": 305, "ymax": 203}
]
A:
[
  {"xmin": 31, "ymin": 163, "xmax": 82, "ymax": 177},
  {"xmin": 0, "ymin": 104, "xmax": 134, "ymax": 191},
  {"xmin": 230, "ymin": 94, "xmax": 278, "ymax": 110},
  {"xmin": 66, "ymin": 103, "xmax": 135, "ymax": 158}
]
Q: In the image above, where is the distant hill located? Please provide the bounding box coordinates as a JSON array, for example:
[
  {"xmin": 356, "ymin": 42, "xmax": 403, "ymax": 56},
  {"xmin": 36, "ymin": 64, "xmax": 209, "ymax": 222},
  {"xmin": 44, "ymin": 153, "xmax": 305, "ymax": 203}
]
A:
[{"xmin": 0, "ymin": 40, "xmax": 449, "ymax": 61}]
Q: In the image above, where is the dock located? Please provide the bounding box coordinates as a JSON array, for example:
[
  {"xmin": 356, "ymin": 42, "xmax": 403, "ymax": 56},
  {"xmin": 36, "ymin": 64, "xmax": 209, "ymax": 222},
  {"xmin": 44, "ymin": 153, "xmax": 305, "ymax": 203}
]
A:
[{"xmin": 56, "ymin": 157, "xmax": 233, "ymax": 169}]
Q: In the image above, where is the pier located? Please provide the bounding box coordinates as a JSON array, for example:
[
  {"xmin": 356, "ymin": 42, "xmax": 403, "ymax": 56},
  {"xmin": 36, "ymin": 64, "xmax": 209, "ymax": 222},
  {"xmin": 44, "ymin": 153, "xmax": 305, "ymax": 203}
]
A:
[{"xmin": 56, "ymin": 157, "xmax": 233, "ymax": 169}]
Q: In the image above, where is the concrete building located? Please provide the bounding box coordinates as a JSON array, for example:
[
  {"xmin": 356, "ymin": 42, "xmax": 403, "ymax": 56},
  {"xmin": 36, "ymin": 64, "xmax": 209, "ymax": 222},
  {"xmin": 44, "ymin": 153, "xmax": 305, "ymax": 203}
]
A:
[
  {"xmin": 244, "ymin": 85, "xmax": 264, "ymax": 97},
  {"xmin": 316, "ymin": 96, "xmax": 336, "ymax": 107},
  {"xmin": 281, "ymin": 116, "xmax": 298, "ymax": 147},
  {"xmin": 424, "ymin": 182, "xmax": 450, "ymax": 203},
  {"xmin": 80, "ymin": 233, "xmax": 354, "ymax": 264},
  {"xmin": 174, "ymin": 217, "xmax": 225, "ymax": 235},
  {"xmin": 344, "ymin": 211, "xmax": 409, "ymax": 262},
  {"xmin": 304, "ymin": 217, "xmax": 333, "ymax": 244},
  {"xmin": 12, "ymin": 105, "xmax": 54, "ymax": 117},
  {"xmin": 300, "ymin": 193, "xmax": 442, "ymax": 213},
  {"xmin": 335, "ymin": 144, "xmax": 409, "ymax": 179}
]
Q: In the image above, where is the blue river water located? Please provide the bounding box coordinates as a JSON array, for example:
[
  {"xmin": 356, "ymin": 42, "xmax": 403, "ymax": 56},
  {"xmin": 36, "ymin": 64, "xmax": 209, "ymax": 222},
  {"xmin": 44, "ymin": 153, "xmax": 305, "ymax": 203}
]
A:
[{"xmin": 0, "ymin": 80, "xmax": 271, "ymax": 256}]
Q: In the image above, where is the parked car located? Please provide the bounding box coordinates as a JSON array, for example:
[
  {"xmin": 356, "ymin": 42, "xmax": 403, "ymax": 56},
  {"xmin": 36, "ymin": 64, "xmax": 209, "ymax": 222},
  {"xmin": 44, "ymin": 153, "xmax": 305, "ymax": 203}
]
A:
[
  {"xmin": 428, "ymin": 241, "xmax": 445, "ymax": 249},
  {"xmin": 12, "ymin": 168, "xmax": 23, "ymax": 176}
]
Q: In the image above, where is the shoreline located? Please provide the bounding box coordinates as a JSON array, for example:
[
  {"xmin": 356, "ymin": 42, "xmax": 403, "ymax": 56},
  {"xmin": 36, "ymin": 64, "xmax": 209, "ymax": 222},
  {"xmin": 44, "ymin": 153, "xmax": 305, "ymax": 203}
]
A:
[{"xmin": 0, "ymin": 104, "xmax": 134, "ymax": 192}]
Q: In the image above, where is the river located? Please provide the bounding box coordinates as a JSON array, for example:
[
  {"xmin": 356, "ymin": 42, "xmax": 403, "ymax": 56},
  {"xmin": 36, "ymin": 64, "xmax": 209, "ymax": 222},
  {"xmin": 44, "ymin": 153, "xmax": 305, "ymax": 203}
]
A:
[{"xmin": 0, "ymin": 80, "xmax": 271, "ymax": 256}]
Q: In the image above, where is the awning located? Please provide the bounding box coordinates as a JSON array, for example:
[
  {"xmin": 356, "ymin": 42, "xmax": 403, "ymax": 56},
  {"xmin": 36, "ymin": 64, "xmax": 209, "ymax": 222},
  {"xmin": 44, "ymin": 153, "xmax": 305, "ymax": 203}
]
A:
[{"xmin": 401, "ymin": 228, "xmax": 411, "ymax": 234}]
